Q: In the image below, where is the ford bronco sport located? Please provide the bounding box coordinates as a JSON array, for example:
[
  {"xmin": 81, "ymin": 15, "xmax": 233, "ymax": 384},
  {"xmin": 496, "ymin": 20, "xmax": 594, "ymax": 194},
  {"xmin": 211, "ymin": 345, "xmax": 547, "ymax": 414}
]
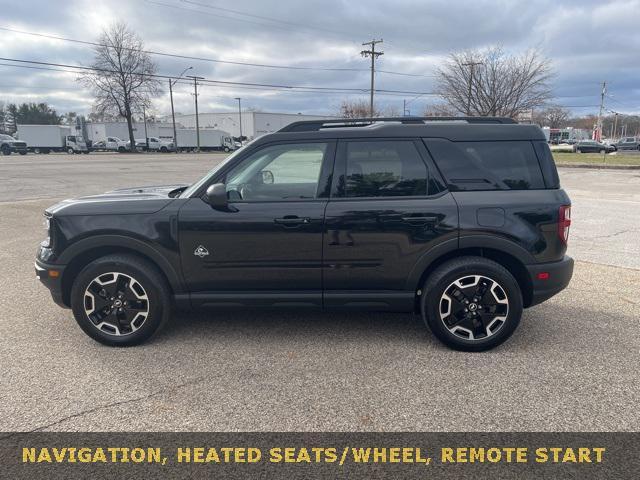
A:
[{"xmin": 36, "ymin": 117, "xmax": 573, "ymax": 351}]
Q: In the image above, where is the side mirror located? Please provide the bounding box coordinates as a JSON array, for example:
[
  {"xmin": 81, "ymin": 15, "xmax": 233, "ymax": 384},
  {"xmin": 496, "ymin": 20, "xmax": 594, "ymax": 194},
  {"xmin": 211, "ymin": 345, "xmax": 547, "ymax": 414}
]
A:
[
  {"xmin": 261, "ymin": 170, "xmax": 274, "ymax": 184},
  {"xmin": 205, "ymin": 183, "xmax": 228, "ymax": 209}
]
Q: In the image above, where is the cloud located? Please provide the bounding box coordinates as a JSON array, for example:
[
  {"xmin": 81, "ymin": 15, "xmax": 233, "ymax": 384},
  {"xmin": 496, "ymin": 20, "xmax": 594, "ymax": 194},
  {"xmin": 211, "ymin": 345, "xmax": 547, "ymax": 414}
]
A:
[{"xmin": 0, "ymin": 0, "xmax": 638, "ymax": 116}]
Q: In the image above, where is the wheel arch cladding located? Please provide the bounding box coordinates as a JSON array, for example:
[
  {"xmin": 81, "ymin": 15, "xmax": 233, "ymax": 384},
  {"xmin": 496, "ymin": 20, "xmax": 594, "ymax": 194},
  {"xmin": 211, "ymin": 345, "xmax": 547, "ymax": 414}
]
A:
[
  {"xmin": 60, "ymin": 239, "xmax": 183, "ymax": 307},
  {"xmin": 411, "ymin": 247, "xmax": 533, "ymax": 312}
]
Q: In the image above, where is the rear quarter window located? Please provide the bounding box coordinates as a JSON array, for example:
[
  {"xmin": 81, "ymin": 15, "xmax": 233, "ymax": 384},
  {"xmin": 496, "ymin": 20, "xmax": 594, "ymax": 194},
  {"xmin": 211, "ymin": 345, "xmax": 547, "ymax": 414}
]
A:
[{"xmin": 423, "ymin": 139, "xmax": 546, "ymax": 191}]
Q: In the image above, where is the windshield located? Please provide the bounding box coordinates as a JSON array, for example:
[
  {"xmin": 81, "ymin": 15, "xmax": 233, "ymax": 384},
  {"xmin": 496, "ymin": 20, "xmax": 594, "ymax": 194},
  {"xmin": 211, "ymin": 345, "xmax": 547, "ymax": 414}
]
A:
[
  {"xmin": 0, "ymin": 134, "xmax": 15, "ymax": 141},
  {"xmin": 179, "ymin": 140, "xmax": 256, "ymax": 198}
]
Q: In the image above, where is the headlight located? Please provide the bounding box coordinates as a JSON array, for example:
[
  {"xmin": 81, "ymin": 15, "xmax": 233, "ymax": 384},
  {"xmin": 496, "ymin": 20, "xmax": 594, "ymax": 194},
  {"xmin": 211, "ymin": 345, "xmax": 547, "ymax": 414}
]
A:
[{"xmin": 41, "ymin": 215, "xmax": 51, "ymax": 248}]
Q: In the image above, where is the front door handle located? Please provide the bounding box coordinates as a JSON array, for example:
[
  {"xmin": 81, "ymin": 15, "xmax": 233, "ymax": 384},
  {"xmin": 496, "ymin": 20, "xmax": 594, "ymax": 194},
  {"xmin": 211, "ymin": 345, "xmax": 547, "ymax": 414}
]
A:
[
  {"xmin": 274, "ymin": 216, "xmax": 311, "ymax": 227},
  {"xmin": 401, "ymin": 215, "xmax": 438, "ymax": 225}
]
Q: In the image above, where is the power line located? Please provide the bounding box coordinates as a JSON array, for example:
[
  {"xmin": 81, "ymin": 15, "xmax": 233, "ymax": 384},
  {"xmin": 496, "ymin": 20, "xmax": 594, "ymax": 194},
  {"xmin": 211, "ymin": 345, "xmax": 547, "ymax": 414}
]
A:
[
  {"xmin": 0, "ymin": 25, "xmax": 365, "ymax": 73},
  {"xmin": 0, "ymin": 58, "xmax": 438, "ymax": 97},
  {"xmin": 179, "ymin": 0, "xmax": 352, "ymax": 38},
  {"xmin": 0, "ymin": 25, "xmax": 436, "ymax": 78}
]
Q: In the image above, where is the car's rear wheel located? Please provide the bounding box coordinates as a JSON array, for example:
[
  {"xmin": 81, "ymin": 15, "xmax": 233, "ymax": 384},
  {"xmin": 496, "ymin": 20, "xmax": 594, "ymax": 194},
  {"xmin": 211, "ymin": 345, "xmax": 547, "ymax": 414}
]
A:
[
  {"xmin": 421, "ymin": 257, "xmax": 523, "ymax": 351},
  {"xmin": 1, "ymin": 146, "xmax": 11, "ymax": 155},
  {"xmin": 70, "ymin": 254, "xmax": 170, "ymax": 346}
]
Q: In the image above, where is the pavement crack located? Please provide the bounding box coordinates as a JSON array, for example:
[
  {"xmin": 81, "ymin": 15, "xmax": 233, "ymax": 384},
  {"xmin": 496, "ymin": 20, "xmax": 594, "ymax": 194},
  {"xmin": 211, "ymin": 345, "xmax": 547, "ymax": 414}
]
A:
[
  {"xmin": 0, "ymin": 376, "xmax": 207, "ymax": 438},
  {"xmin": 590, "ymin": 229, "xmax": 639, "ymax": 240}
]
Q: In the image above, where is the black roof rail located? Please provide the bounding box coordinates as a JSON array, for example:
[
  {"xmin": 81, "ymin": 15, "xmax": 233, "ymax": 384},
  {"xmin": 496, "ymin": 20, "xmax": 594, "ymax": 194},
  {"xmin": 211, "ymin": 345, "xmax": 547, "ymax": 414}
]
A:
[{"xmin": 279, "ymin": 116, "xmax": 517, "ymax": 132}]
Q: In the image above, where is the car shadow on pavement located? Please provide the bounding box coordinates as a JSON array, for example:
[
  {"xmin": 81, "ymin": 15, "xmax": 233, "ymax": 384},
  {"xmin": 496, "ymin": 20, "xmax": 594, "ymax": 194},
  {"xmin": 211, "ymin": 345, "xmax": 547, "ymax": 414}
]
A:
[{"xmin": 145, "ymin": 297, "xmax": 635, "ymax": 355}]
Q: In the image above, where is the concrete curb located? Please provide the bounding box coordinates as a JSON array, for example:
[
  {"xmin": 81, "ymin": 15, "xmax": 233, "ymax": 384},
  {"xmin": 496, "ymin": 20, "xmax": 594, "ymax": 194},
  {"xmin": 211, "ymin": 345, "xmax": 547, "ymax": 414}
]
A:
[{"xmin": 556, "ymin": 163, "xmax": 640, "ymax": 170}]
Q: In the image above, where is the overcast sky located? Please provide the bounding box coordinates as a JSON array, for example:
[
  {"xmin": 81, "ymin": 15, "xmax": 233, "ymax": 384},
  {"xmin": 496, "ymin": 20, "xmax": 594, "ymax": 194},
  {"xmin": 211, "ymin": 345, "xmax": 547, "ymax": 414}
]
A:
[{"xmin": 0, "ymin": 0, "xmax": 638, "ymax": 118}]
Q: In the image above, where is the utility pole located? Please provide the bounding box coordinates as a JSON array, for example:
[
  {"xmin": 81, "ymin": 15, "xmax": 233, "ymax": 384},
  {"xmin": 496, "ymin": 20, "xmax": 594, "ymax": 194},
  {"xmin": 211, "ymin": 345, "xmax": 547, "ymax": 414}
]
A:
[
  {"xmin": 235, "ymin": 97, "xmax": 242, "ymax": 145},
  {"xmin": 462, "ymin": 61, "xmax": 483, "ymax": 116},
  {"xmin": 142, "ymin": 104, "xmax": 149, "ymax": 151},
  {"xmin": 361, "ymin": 39, "xmax": 383, "ymax": 118},
  {"xmin": 187, "ymin": 75, "xmax": 204, "ymax": 152},
  {"xmin": 169, "ymin": 66, "xmax": 193, "ymax": 152},
  {"xmin": 595, "ymin": 81, "xmax": 606, "ymax": 142},
  {"xmin": 612, "ymin": 112, "xmax": 619, "ymax": 140}
]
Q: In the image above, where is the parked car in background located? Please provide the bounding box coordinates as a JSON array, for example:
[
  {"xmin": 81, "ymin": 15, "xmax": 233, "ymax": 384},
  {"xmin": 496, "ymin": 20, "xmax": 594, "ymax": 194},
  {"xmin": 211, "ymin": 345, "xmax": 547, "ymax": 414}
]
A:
[
  {"xmin": 147, "ymin": 137, "xmax": 175, "ymax": 152},
  {"xmin": 125, "ymin": 138, "xmax": 148, "ymax": 151},
  {"xmin": 614, "ymin": 137, "xmax": 640, "ymax": 151},
  {"xmin": 124, "ymin": 137, "xmax": 175, "ymax": 152},
  {"xmin": 0, "ymin": 133, "xmax": 28, "ymax": 155},
  {"xmin": 573, "ymin": 140, "xmax": 615, "ymax": 154}
]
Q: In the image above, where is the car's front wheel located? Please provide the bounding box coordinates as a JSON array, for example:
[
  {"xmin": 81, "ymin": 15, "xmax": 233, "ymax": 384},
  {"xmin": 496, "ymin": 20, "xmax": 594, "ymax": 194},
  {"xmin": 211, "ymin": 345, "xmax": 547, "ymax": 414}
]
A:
[
  {"xmin": 421, "ymin": 257, "xmax": 523, "ymax": 351},
  {"xmin": 70, "ymin": 254, "xmax": 171, "ymax": 346}
]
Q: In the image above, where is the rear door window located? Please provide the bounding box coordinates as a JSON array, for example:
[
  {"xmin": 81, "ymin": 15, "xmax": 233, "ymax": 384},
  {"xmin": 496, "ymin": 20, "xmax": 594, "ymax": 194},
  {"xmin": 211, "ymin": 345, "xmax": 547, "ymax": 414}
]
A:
[
  {"xmin": 337, "ymin": 140, "xmax": 429, "ymax": 198},
  {"xmin": 423, "ymin": 139, "xmax": 545, "ymax": 191}
]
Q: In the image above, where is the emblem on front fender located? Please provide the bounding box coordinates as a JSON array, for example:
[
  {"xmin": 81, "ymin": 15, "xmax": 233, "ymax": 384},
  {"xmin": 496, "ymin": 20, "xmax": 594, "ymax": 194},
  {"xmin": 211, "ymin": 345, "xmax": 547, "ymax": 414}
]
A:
[{"xmin": 194, "ymin": 245, "xmax": 209, "ymax": 258}]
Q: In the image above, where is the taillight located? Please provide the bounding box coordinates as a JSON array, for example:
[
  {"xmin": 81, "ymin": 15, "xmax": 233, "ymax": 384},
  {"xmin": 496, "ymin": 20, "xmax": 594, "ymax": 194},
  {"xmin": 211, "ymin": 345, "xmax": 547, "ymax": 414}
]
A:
[{"xmin": 558, "ymin": 205, "xmax": 571, "ymax": 244}]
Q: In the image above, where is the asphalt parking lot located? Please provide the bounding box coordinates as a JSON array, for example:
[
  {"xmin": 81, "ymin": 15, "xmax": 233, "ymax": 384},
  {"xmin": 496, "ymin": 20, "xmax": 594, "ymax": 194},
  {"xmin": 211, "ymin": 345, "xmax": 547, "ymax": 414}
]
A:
[{"xmin": 0, "ymin": 153, "xmax": 639, "ymax": 432}]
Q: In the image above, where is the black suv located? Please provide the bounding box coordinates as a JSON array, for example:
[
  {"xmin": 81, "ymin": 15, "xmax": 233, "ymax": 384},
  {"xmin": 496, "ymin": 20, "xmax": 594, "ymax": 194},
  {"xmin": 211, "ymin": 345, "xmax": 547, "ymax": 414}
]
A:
[{"xmin": 36, "ymin": 117, "xmax": 573, "ymax": 351}]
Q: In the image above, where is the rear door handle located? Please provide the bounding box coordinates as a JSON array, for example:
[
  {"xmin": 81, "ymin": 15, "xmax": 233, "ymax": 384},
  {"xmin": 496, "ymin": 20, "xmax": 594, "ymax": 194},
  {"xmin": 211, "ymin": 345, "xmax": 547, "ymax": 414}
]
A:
[
  {"xmin": 401, "ymin": 215, "xmax": 438, "ymax": 225},
  {"xmin": 274, "ymin": 216, "xmax": 311, "ymax": 227}
]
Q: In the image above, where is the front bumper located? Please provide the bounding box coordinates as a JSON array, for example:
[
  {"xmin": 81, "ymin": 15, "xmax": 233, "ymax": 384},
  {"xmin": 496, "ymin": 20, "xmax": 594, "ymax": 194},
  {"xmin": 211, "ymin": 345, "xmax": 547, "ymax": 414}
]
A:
[
  {"xmin": 526, "ymin": 255, "xmax": 574, "ymax": 307},
  {"xmin": 35, "ymin": 260, "xmax": 67, "ymax": 308}
]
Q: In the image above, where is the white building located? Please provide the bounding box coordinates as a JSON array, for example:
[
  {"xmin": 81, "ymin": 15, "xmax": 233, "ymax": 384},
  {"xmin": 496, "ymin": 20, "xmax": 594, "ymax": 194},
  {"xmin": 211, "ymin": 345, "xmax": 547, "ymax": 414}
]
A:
[{"xmin": 167, "ymin": 112, "xmax": 336, "ymax": 140}]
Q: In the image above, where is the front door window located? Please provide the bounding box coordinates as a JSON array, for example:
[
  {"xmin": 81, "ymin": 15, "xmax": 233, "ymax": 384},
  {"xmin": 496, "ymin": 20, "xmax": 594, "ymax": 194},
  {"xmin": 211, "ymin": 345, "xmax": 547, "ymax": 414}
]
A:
[{"xmin": 224, "ymin": 143, "xmax": 328, "ymax": 201}]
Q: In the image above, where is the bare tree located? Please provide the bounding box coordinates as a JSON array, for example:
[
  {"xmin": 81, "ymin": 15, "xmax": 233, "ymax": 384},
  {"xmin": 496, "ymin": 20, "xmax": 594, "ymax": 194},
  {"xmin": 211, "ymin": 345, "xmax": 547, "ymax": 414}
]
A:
[
  {"xmin": 436, "ymin": 47, "xmax": 553, "ymax": 118},
  {"xmin": 338, "ymin": 99, "xmax": 380, "ymax": 118},
  {"xmin": 534, "ymin": 105, "xmax": 570, "ymax": 128},
  {"xmin": 80, "ymin": 22, "xmax": 161, "ymax": 150},
  {"xmin": 423, "ymin": 103, "xmax": 457, "ymax": 117},
  {"xmin": 337, "ymin": 100, "xmax": 403, "ymax": 118}
]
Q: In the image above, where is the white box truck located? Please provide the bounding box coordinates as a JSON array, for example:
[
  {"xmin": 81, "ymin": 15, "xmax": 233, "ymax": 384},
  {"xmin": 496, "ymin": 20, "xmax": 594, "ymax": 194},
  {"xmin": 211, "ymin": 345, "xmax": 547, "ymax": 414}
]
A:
[
  {"xmin": 175, "ymin": 128, "xmax": 235, "ymax": 152},
  {"xmin": 17, "ymin": 125, "xmax": 89, "ymax": 154}
]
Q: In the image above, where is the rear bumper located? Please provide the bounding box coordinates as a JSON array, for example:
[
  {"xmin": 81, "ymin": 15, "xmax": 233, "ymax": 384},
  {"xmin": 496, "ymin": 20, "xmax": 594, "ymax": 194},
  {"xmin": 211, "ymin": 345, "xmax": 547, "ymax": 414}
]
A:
[
  {"xmin": 526, "ymin": 255, "xmax": 574, "ymax": 307},
  {"xmin": 35, "ymin": 260, "xmax": 67, "ymax": 308}
]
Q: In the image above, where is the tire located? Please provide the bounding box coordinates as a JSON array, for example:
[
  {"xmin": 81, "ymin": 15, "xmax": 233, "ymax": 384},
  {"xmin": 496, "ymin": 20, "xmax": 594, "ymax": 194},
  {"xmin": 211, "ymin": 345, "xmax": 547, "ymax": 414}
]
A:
[
  {"xmin": 34, "ymin": 148, "xmax": 41, "ymax": 154},
  {"xmin": 19, "ymin": 150, "xmax": 27, "ymax": 155},
  {"xmin": 67, "ymin": 147, "xmax": 75, "ymax": 154},
  {"xmin": 1, "ymin": 146, "xmax": 11, "ymax": 155},
  {"xmin": 70, "ymin": 254, "xmax": 171, "ymax": 346},
  {"xmin": 224, "ymin": 147, "xmax": 230, "ymax": 152},
  {"xmin": 118, "ymin": 147, "xmax": 125, "ymax": 153},
  {"xmin": 420, "ymin": 256, "xmax": 523, "ymax": 352},
  {"xmin": 160, "ymin": 147, "xmax": 167, "ymax": 153},
  {"xmin": 82, "ymin": 151, "xmax": 90, "ymax": 154}
]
